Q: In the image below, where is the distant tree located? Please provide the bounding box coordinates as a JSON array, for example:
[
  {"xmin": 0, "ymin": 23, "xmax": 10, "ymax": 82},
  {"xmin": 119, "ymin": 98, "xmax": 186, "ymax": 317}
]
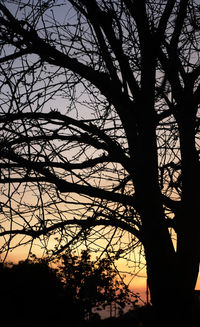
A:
[
  {"xmin": 57, "ymin": 249, "xmax": 136, "ymax": 320},
  {"xmin": 0, "ymin": 1, "xmax": 200, "ymax": 325}
]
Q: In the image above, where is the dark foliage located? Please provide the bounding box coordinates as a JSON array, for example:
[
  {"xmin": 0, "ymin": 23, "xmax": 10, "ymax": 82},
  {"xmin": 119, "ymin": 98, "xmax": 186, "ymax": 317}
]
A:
[
  {"xmin": 56, "ymin": 249, "xmax": 137, "ymax": 319},
  {"xmin": 0, "ymin": 252, "xmax": 137, "ymax": 326}
]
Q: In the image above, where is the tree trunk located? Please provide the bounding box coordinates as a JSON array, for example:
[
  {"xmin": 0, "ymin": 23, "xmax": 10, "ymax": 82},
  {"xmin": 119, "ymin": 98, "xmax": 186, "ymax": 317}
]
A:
[
  {"xmin": 173, "ymin": 100, "xmax": 200, "ymax": 326},
  {"xmin": 142, "ymin": 209, "xmax": 200, "ymax": 327},
  {"xmin": 133, "ymin": 121, "xmax": 200, "ymax": 326},
  {"xmin": 127, "ymin": 64, "xmax": 200, "ymax": 326},
  {"xmin": 142, "ymin": 218, "xmax": 177, "ymax": 325}
]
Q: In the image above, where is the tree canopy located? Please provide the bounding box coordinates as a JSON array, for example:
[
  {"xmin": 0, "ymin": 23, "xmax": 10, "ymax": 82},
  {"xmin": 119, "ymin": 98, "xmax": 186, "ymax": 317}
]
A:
[
  {"xmin": 57, "ymin": 249, "xmax": 137, "ymax": 319},
  {"xmin": 0, "ymin": 1, "xmax": 200, "ymax": 325}
]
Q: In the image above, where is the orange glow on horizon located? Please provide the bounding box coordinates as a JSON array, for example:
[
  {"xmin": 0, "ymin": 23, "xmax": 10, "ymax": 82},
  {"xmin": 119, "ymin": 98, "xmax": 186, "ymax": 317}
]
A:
[{"xmin": 3, "ymin": 242, "xmax": 200, "ymax": 307}]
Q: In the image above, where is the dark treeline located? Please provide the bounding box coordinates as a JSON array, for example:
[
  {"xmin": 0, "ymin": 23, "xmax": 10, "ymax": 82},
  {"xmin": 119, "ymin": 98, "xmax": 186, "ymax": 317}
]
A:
[
  {"xmin": 1, "ymin": 253, "xmax": 199, "ymax": 326},
  {"xmin": 0, "ymin": 250, "xmax": 145, "ymax": 327}
]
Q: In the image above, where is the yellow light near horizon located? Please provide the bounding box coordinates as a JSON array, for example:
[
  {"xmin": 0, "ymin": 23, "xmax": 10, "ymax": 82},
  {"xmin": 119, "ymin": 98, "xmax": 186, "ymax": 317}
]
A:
[{"xmin": 196, "ymin": 274, "xmax": 200, "ymax": 290}]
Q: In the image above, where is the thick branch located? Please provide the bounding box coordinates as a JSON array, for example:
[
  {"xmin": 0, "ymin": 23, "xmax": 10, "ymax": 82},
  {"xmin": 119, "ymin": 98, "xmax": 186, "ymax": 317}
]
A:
[
  {"xmin": 0, "ymin": 49, "xmax": 29, "ymax": 63},
  {"xmin": 82, "ymin": 0, "xmax": 140, "ymax": 97},
  {"xmin": 156, "ymin": 0, "xmax": 176, "ymax": 44},
  {"xmin": 0, "ymin": 218, "xmax": 141, "ymax": 241},
  {"xmin": 0, "ymin": 148, "xmax": 137, "ymax": 208},
  {"xmin": 124, "ymin": 0, "xmax": 150, "ymax": 46},
  {"xmin": 169, "ymin": 0, "xmax": 189, "ymax": 50},
  {"xmin": 0, "ymin": 111, "xmax": 130, "ymax": 170},
  {"xmin": 162, "ymin": 194, "xmax": 181, "ymax": 212},
  {"xmin": 0, "ymin": 154, "xmax": 111, "ymax": 171}
]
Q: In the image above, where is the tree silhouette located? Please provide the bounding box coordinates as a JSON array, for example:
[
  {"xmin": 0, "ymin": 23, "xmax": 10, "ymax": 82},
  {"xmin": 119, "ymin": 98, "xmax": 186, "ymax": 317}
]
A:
[
  {"xmin": 0, "ymin": 1, "xmax": 200, "ymax": 325},
  {"xmin": 0, "ymin": 252, "xmax": 136, "ymax": 326},
  {"xmin": 56, "ymin": 249, "xmax": 136, "ymax": 320}
]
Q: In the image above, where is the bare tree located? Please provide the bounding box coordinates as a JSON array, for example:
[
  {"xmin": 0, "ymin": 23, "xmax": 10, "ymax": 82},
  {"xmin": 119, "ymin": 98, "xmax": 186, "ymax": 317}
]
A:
[{"xmin": 0, "ymin": 0, "xmax": 200, "ymax": 325}]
